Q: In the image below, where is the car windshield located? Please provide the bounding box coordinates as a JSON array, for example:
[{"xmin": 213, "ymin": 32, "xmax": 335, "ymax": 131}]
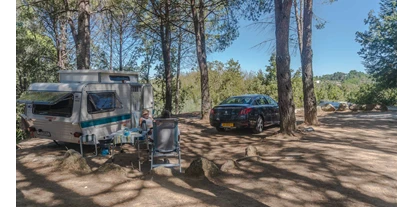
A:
[{"xmin": 221, "ymin": 97, "xmax": 253, "ymax": 104}]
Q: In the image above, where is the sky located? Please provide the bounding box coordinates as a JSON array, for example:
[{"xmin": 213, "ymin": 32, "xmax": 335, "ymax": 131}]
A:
[{"xmin": 209, "ymin": 0, "xmax": 381, "ymax": 76}]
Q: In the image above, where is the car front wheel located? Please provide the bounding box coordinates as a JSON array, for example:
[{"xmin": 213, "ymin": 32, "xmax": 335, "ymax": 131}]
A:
[{"xmin": 252, "ymin": 116, "xmax": 264, "ymax": 134}]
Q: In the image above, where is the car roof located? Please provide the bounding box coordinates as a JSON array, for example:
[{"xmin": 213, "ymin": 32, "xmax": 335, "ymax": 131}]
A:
[{"xmin": 236, "ymin": 94, "xmax": 263, "ymax": 97}]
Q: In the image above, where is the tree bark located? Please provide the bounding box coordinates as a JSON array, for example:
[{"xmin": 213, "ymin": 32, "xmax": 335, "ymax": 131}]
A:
[
  {"xmin": 175, "ymin": 28, "xmax": 182, "ymax": 115},
  {"xmin": 301, "ymin": 0, "xmax": 318, "ymax": 125},
  {"xmin": 293, "ymin": 0, "xmax": 303, "ymax": 55},
  {"xmin": 58, "ymin": 16, "xmax": 68, "ymax": 70},
  {"xmin": 191, "ymin": 0, "xmax": 211, "ymax": 120},
  {"xmin": 119, "ymin": 24, "xmax": 123, "ymax": 71},
  {"xmin": 160, "ymin": 0, "xmax": 173, "ymax": 112},
  {"xmin": 110, "ymin": 19, "xmax": 113, "ymax": 70},
  {"xmin": 53, "ymin": 19, "xmax": 62, "ymax": 69},
  {"xmin": 275, "ymin": 0, "xmax": 296, "ymax": 134},
  {"xmin": 77, "ymin": 0, "xmax": 91, "ymax": 70},
  {"xmin": 146, "ymin": 46, "xmax": 156, "ymax": 83}
]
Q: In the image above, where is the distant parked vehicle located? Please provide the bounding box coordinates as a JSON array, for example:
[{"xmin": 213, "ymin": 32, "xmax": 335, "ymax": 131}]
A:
[
  {"xmin": 319, "ymin": 101, "xmax": 342, "ymax": 110},
  {"xmin": 209, "ymin": 94, "xmax": 280, "ymax": 133}
]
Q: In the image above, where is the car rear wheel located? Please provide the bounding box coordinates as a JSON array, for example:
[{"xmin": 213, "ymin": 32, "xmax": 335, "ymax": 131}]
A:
[
  {"xmin": 216, "ymin": 127, "xmax": 226, "ymax": 132},
  {"xmin": 252, "ymin": 116, "xmax": 264, "ymax": 134}
]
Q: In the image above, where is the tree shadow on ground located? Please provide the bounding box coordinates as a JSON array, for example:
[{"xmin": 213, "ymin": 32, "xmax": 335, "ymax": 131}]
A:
[
  {"xmin": 151, "ymin": 174, "xmax": 269, "ymax": 207},
  {"xmin": 215, "ymin": 145, "xmax": 396, "ymax": 207},
  {"xmin": 16, "ymin": 160, "xmax": 101, "ymax": 206},
  {"xmin": 319, "ymin": 111, "xmax": 397, "ymax": 131}
]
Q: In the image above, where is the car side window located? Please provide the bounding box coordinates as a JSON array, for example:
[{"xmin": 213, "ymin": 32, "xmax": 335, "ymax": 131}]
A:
[
  {"xmin": 265, "ymin": 96, "xmax": 278, "ymax": 106},
  {"xmin": 256, "ymin": 97, "xmax": 268, "ymax": 105}
]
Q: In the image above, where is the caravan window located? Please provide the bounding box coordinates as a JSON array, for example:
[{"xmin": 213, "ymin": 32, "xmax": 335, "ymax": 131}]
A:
[
  {"xmin": 33, "ymin": 94, "xmax": 73, "ymax": 117},
  {"xmin": 109, "ymin": 76, "xmax": 130, "ymax": 81},
  {"xmin": 87, "ymin": 92, "xmax": 122, "ymax": 114}
]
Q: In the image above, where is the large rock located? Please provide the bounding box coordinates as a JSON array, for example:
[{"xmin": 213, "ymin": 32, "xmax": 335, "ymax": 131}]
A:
[
  {"xmin": 349, "ymin": 104, "xmax": 360, "ymax": 111},
  {"xmin": 245, "ymin": 145, "xmax": 259, "ymax": 161},
  {"xmin": 338, "ymin": 103, "xmax": 348, "ymax": 111},
  {"xmin": 373, "ymin": 104, "xmax": 388, "ymax": 111},
  {"xmin": 58, "ymin": 149, "xmax": 91, "ymax": 174},
  {"xmin": 317, "ymin": 106, "xmax": 323, "ymax": 114},
  {"xmin": 185, "ymin": 157, "xmax": 220, "ymax": 178},
  {"xmin": 151, "ymin": 166, "xmax": 173, "ymax": 176},
  {"xmin": 295, "ymin": 108, "xmax": 304, "ymax": 114},
  {"xmin": 220, "ymin": 160, "xmax": 239, "ymax": 172},
  {"xmin": 361, "ymin": 104, "xmax": 375, "ymax": 111},
  {"xmin": 322, "ymin": 103, "xmax": 336, "ymax": 112}
]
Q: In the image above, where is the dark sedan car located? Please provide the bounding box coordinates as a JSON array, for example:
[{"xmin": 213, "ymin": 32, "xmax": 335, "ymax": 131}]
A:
[{"xmin": 209, "ymin": 94, "xmax": 280, "ymax": 133}]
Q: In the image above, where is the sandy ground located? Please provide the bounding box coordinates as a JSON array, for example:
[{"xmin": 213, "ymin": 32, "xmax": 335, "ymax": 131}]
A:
[{"xmin": 16, "ymin": 110, "xmax": 397, "ymax": 207}]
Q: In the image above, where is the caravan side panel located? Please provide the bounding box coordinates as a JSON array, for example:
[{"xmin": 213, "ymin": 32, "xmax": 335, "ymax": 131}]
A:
[
  {"xmin": 60, "ymin": 73, "xmax": 99, "ymax": 83},
  {"xmin": 80, "ymin": 84, "xmax": 131, "ymax": 140}
]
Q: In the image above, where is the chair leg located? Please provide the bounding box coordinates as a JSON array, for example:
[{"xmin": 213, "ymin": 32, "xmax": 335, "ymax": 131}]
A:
[
  {"xmin": 93, "ymin": 136, "xmax": 97, "ymax": 156},
  {"xmin": 150, "ymin": 151, "xmax": 154, "ymax": 171},
  {"xmin": 178, "ymin": 150, "xmax": 182, "ymax": 173},
  {"xmin": 79, "ymin": 137, "xmax": 84, "ymax": 156},
  {"xmin": 137, "ymin": 142, "xmax": 141, "ymax": 172}
]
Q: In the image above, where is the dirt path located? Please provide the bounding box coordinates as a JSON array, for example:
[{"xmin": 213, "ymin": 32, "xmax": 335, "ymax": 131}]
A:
[{"xmin": 16, "ymin": 111, "xmax": 397, "ymax": 207}]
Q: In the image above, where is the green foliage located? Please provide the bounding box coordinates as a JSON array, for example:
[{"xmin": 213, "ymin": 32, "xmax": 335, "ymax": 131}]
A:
[
  {"xmin": 239, "ymin": 0, "xmax": 273, "ymax": 21},
  {"xmin": 349, "ymin": 83, "xmax": 397, "ymax": 106},
  {"xmin": 314, "ymin": 70, "xmax": 373, "ymax": 103},
  {"xmin": 263, "ymin": 54, "xmax": 278, "ymax": 101},
  {"xmin": 153, "ymin": 56, "xmax": 383, "ymax": 114},
  {"xmin": 355, "ymin": 0, "xmax": 397, "ymax": 89},
  {"xmin": 16, "ymin": 104, "xmax": 27, "ymax": 144},
  {"xmin": 291, "ymin": 69, "xmax": 303, "ymax": 108},
  {"xmin": 16, "ymin": 7, "xmax": 59, "ymax": 143}
]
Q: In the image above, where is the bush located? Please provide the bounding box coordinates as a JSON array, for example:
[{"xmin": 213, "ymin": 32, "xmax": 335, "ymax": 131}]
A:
[
  {"xmin": 16, "ymin": 104, "xmax": 27, "ymax": 144},
  {"xmin": 349, "ymin": 83, "xmax": 397, "ymax": 106}
]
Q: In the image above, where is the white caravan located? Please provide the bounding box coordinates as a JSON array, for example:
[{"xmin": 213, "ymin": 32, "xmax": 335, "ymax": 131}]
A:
[{"xmin": 17, "ymin": 70, "xmax": 153, "ymax": 144}]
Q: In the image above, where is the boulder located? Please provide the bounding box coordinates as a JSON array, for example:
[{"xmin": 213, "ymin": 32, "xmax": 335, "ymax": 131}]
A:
[
  {"xmin": 295, "ymin": 108, "xmax": 304, "ymax": 114},
  {"xmin": 220, "ymin": 160, "xmax": 239, "ymax": 172},
  {"xmin": 349, "ymin": 104, "xmax": 360, "ymax": 111},
  {"xmin": 361, "ymin": 104, "xmax": 375, "ymax": 111},
  {"xmin": 185, "ymin": 157, "xmax": 220, "ymax": 178},
  {"xmin": 245, "ymin": 145, "xmax": 259, "ymax": 161},
  {"xmin": 380, "ymin": 105, "xmax": 388, "ymax": 111},
  {"xmin": 321, "ymin": 103, "xmax": 336, "ymax": 112},
  {"xmin": 151, "ymin": 166, "xmax": 173, "ymax": 176},
  {"xmin": 338, "ymin": 103, "xmax": 348, "ymax": 111},
  {"xmin": 317, "ymin": 106, "xmax": 323, "ymax": 114}
]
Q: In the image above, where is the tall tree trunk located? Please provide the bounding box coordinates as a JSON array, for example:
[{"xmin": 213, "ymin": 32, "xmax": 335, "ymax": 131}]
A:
[
  {"xmin": 275, "ymin": 0, "xmax": 296, "ymax": 134},
  {"xmin": 119, "ymin": 26, "xmax": 123, "ymax": 71},
  {"xmin": 146, "ymin": 46, "xmax": 156, "ymax": 83},
  {"xmin": 160, "ymin": 0, "xmax": 173, "ymax": 112},
  {"xmin": 53, "ymin": 19, "xmax": 62, "ymax": 69},
  {"xmin": 58, "ymin": 16, "xmax": 68, "ymax": 70},
  {"xmin": 77, "ymin": 0, "xmax": 91, "ymax": 70},
  {"xmin": 293, "ymin": 0, "xmax": 303, "ymax": 54},
  {"xmin": 301, "ymin": 0, "xmax": 318, "ymax": 125},
  {"xmin": 175, "ymin": 28, "xmax": 182, "ymax": 115},
  {"xmin": 110, "ymin": 17, "xmax": 113, "ymax": 70},
  {"xmin": 191, "ymin": 0, "xmax": 211, "ymax": 120}
]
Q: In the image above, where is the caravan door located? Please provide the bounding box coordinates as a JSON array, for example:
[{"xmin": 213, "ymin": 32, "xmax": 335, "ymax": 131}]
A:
[
  {"xmin": 130, "ymin": 84, "xmax": 153, "ymax": 128},
  {"xmin": 142, "ymin": 84, "xmax": 154, "ymax": 115}
]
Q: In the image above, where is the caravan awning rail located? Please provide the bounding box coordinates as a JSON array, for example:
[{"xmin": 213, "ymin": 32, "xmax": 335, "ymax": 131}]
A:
[{"xmin": 17, "ymin": 91, "xmax": 72, "ymax": 105}]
